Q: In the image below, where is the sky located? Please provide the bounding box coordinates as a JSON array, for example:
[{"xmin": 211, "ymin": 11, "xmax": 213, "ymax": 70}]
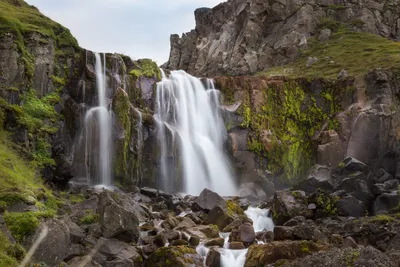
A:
[{"xmin": 25, "ymin": 0, "xmax": 224, "ymax": 65}]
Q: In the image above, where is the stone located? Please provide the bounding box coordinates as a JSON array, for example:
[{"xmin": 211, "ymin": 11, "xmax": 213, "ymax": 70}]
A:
[
  {"xmin": 338, "ymin": 69, "xmax": 348, "ymax": 79},
  {"xmin": 373, "ymin": 192, "xmax": 400, "ymax": 214},
  {"xmin": 170, "ymin": 239, "xmax": 189, "ymax": 246},
  {"xmin": 229, "ymin": 242, "xmax": 245, "ymax": 250},
  {"xmin": 376, "ymin": 168, "xmax": 394, "ymax": 183},
  {"xmin": 239, "ymin": 223, "xmax": 256, "ymax": 244},
  {"xmin": 306, "ymin": 57, "xmax": 318, "ymax": 67},
  {"xmin": 193, "ymin": 188, "xmax": 227, "ymax": 211},
  {"xmin": 294, "ymin": 165, "xmax": 334, "ymax": 194},
  {"xmin": 336, "ymin": 195, "xmax": 366, "ymax": 217},
  {"xmin": 341, "ymin": 237, "xmax": 358, "ymax": 249},
  {"xmin": 239, "ymin": 183, "xmax": 268, "ymax": 203},
  {"xmin": 318, "ymin": 29, "xmax": 332, "ymax": 41},
  {"xmin": 65, "ymin": 220, "xmax": 86, "ymax": 244},
  {"xmin": 204, "ymin": 206, "xmax": 234, "ymax": 230},
  {"xmin": 205, "ymin": 247, "xmax": 221, "ymax": 267},
  {"xmin": 146, "ymin": 246, "xmax": 203, "ymax": 267},
  {"xmin": 189, "ymin": 236, "xmax": 200, "ymax": 246},
  {"xmin": 98, "ymin": 191, "xmax": 139, "ymax": 243},
  {"xmin": 205, "ymin": 238, "xmax": 225, "ymax": 248},
  {"xmin": 271, "ymin": 190, "xmax": 312, "ymax": 225}
]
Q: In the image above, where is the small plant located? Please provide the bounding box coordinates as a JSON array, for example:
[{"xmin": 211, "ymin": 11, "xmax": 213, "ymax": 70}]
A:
[
  {"xmin": 80, "ymin": 210, "xmax": 99, "ymax": 225},
  {"xmin": 4, "ymin": 211, "xmax": 40, "ymax": 242}
]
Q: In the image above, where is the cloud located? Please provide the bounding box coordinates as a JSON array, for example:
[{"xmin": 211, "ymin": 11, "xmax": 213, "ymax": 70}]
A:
[{"xmin": 25, "ymin": 0, "xmax": 224, "ymax": 64}]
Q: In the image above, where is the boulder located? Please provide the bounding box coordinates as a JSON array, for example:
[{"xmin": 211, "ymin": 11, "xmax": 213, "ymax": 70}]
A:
[
  {"xmin": 193, "ymin": 189, "xmax": 226, "ymax": 211},
  {"xmin": 244, "ymin": 241, "xmax": 328, "ymax": 267},
  {"xmin": 205, "ymin": 238, "xmax": 225, "ymax": 248},
  {"xmin": 145, "ymin": 246, "xmax": 203, "ymax": 267},
  {"xmin": 204, "ymin": 206, "xmax": 234, "ymax": 230},
  {"xmin": 205, "ymin": 247, "xmax": 221, "ymax": 267},
  {"xmin": 238, "ymin": 183, "xmax": 267, "ymax": 204},
  {"xmin": 336, "ymin": 195, "xmax": 366, "ymax": 217},
  {"xmin": 373, "ymin": 192, "xmax": 400, "ymax": 214},
  {"xmin": 271, "ymin": 191, "xmax": 312, "ymax": 225},
  {"xmin": 294, "ymin": 165, "xmax": 334, "ymax": 194},
  {"xmin": 98, "ymin": 191, "xmax": 139, "ymax": 243},
  {"xmin": 318, "ymin": 29, "xmax": 331, "ymax": 41},
  {"xmin": 239, "ymin": 223, "xmax": 256, "ymax": 244}
]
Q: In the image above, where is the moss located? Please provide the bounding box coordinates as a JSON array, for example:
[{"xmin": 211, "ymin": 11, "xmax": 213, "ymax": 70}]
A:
[
  {"xmin": 149, "ymin": 246, "xmax": 197, "ymax": 267},
  {"xmin": 241, "ymin": 106, "xmax": 251, "ymax": 128},
  {"xmin": 300, "ymin": 240, "xmax": 310, "ymax": 253},
  {"xmin": 226, "ymin": 200, "xmax": 244, "ymax": 217},
  {"xmin": 68, "ymin": 194, "xmax": 85, "ymax": 204},
  {"xmin": 112, "ymin": 88, "xmax": 132, "ymax": 185},
  {"xmin": 5, "ymin": 244, "xmax": 25, "ymax": 262},
  {"xmin": 344, "ymin": 249, "xmax": 360, "ymax": 267},
  {"xmin": 79, "ymin": 210, "xmax": 99, "ymax": 225},
  {"xmin": 261, "ymin": 28, "xmax": 400, "ymax": 79},
  {"xmin": 128, "ymin": 59, "xmax": 160, "ymax": 80},
  {"xmin": 315, "ymin": 192, "xmax": 339, "ymax": 216},
  {"xmin": 369, "ymin": 214, "xmax": 394, "ymax": 223},
  {"xmin": 4, "ymin": 211, "xmax": 40, "ymax": 242},
  {"xmin": 317, "ymin": 18, "xmax": 342, "ymax": 32}
]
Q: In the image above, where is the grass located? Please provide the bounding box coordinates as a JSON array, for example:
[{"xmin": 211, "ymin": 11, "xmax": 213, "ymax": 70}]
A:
[
  {"xmin": 129, "ymin": 58, "xmax": 160, "ymax": 80},
  {"xmin": 0, "ymin": 0, "xmax": 78, "ymax": 49},
  {"xmin": 260, "ymin": 28, "xmax": 400, "ymax": 79},
  {"xmin": 0, "ymin": 231, "xmax": 21, "ymax": 267},
  {"xmin": 79, "ymin": 210, "xmax": 99, "ymax": 225}
]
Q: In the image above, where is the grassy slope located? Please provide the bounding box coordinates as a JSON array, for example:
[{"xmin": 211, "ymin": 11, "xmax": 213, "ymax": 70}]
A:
[
  {"xmin": 261, "ymin": 28, "xmax": 400, "ymax": 79},
  {"xmin": 0, "ymin": 0, "xmax": 78, "ymax": 48}
]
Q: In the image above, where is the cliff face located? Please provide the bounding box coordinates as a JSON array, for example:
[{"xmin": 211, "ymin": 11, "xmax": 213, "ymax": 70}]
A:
[
  {"xmin": 164, "ymin": 0, "xmax": 400, "ymax": 76},
  {"xmin": 0, "ymin": 0, "xmax": 160, "ymax": 188}
]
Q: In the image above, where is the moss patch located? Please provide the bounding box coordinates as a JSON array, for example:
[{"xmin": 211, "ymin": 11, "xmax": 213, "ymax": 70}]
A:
[
  {"xmin": 128, "ymin": 58, "xmax": 160, "ymax": 80},
  {"xmin": 261, "ymin": 28, "xmax": 400, "ymax": 79},
  {"xmin": 3, "ymin": 211, "xmax": 40, "ymax": 242},
  {"xmin": 79, "ymin": 210, "xmax": 99, "ymax": 225}
]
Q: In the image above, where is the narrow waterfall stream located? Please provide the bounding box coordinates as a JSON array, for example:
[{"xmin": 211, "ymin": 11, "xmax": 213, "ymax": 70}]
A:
[
  {"xmin": 196, "ymin": 207, "xmax": 275, "ymax": 267},
  {"xmin": 155, "ymin": 70, "xmax": 237, "ymax": 196},
  {"xmin": 84, "ymin": 52, "xmax": 112, "ymax": 187}
]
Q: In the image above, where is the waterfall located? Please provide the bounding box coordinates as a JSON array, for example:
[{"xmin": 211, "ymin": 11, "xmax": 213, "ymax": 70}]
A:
[
  {"xmin": 155, "ymin": 70, "xmax": 236, "ymax": 196},
  {"xmin": 135, "ymin": 108, "xmax": 144, "ymax": 188},
  {"xmin": 83, "ymin": 53, "xmax": 112, "ymax": 187}
]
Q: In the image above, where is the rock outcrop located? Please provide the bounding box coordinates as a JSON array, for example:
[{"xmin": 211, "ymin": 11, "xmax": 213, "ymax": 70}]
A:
[{"xmin": 164, "ymin": 0, "xmax": 400, "ymax": 76}]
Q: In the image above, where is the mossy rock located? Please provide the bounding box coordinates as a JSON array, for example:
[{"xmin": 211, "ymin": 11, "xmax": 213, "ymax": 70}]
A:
[
  {"xmin": 244, "ymin": 241, "xmax": 328, "ymax": 267},
  {"xmin": 145, "ymin": 246, "xmax": 202, "ymax": 267},
  {"xmin": 4, "ymin": 211, "xmax": 40, "ymax": 242}
]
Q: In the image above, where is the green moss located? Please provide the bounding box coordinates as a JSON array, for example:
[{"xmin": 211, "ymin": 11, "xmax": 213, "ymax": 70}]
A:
[
  {"xmin": 344, "ymin": 249, "xmax": 360, "ymax": 267},
  {"xmin": 261, "ymin": 28, "xmax": 400, "ymax": 79},
  {"xmin": 4, "ymin": 211, "xmax": 40, "ymax": 242},
  {"xmin": 315, "ymin": 192, "xmax": 339, "ymax": 216},
  {"xmin": 5, "ymin": 244, "xmax": 25, "ymax": 262},
  {"xmin": 0, "ymin": 0, "xmax": 78, "ymax": 49},
  {"xmin": 226, "ymin": 200, "xmax": 244, "ymax": 217},
  {"xmin": 128, "ymin": 59, "xmax": 160, "ymax": 80},
  {"xmin": 80, "ymin": 210, "xmax": 99, "ymax": 225},
  {"xmin": 369, "ymin": 214, "xmax": 394, "ymax": 223},
  {"xmin": 68, "ymin": 194, "xmax": 85, "ymax": 204},
  {"xmin": 241, "ymin": 106, "xmax": 251, "ymax": 128},
  {"xmin": 300, "ymin": 240, "xmax": 310, "ymax": 253},
  {"xmin": 149, "ymin": 246, "xmax": 197, "ymax": 267}
]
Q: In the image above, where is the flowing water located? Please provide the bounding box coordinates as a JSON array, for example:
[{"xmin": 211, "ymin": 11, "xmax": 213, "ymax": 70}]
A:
[
  {"xmin": 84, "ymin": 53, "xmax": 112, "ymax": 187},
  {"xmin": 155, "ymin": 70, "xmax": 236, "ymax": 196},
  {"xmin": 196, "ymin": 207, "xmax": 274, "ymax": 267}
]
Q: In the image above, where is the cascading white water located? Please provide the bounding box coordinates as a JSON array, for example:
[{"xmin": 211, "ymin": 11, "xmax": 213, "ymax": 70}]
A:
[
  {"xmin": 245, "ymin": 207, "xmax": 275, "ymax": 233},
  {"xmin": 155, "ymin": 70, "xmax": 236, "ymax": 196},
  {"xmin": 135, "ymin": 108, "xmax": 144, "ymax": 187},
  {"xmin": 84, "ymin": 53, "xmax": 112, "ymax": 187}
]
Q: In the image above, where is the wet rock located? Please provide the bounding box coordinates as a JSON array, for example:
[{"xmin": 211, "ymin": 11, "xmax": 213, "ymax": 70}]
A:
[
  {"xmin": 239, "ymin": 223, "xmax": 256, "ymax": 244},
  {"xmin": 376, "ymin": 168, "xmax": 394, "ymax": 183},
  {"xmin": 174, "ymin": 217, "xmax": 196, "ymax": 231},
  {"xmin": 160, "ymin": 230, "xmax": 180, "ymax": 242},
  {"xmin": 153, "ymin": 235, "xmax": 166, "ymax": 247},
  {"xmin": 229, "ymin": 241, "xmax": 245, "ymax": 250},
  {"xmin": 193, "ymin": 188, "xmax": 226, "ymax": 211},
  {"xmin": 205, "ymin": 247, "xmax": 221, "ymax": 267},
  {"xmin": 205, "ymin": 238, "xmax": 225, "ymax": 248},
  {"xmin": 255, "ymin": 230, "xmax": 274, "ymax": 243},
  {"xmin": 98, "ymin": 191, "xmax": 139, "ymax": 243},
  {"xmin": 142, "ymin": 244, "xmax": 157, "ymax": 256},
  {"xmin": 160, "ymin": 216, "xmax": 182, "ymax": 230},
  {"xmin": 204, "ymin": 206, "xmax": 234, "ymax": 230},
  {"xmin": 140, "ymin": 187, "xmax": 172, "ymax": 200},
  {"xmin": 189, "ymin": 236, "xmax": 200, "ymax": 246},
  {"xmin": 170, "ymin": 239, "xmax": 189, "ymax": 246},
  {"xmin": 271, "ymin": 191, "xmax": 312, "ymax": 225},
  {"xmin": 283, "ymin": 216, "xmax": 306, "ymax": 227}
]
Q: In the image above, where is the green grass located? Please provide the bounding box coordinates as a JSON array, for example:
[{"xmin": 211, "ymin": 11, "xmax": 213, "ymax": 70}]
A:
[
  {"xmin": 260, "ymin": 28, "xmax": 400, "ymax": 79},
  {"xmin": 4, "ymin": 211, "xmax": 40, "ymax": 242},
  {"xmin": 0, "ymin": 0, "xmax": 78, "ymax": 49},
  {"xmin": 0, "ymin": 231, "xmax": 20, "ymax": 267},
  {"xmin": 79, "ymin": 210, "xmax": 99, "ymax": 225}
]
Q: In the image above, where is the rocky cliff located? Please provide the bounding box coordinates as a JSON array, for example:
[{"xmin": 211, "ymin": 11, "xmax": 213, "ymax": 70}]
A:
[{"xmin": 164, "ymin": 0, "xmax": 400, "ymax": 76}]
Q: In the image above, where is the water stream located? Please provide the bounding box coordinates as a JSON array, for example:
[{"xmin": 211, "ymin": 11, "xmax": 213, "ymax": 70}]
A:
[
  {"xmin": 83, "ymin": 52, "xmax": 112, "ymax": 187},
  {"xmin": 155, "ymin": 70, "xmax": 237, "ymax": 196}
]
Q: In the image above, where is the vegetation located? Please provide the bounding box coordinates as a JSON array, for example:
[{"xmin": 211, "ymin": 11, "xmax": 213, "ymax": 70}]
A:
[
  {"xmin": 128, "ymin": 58, "xmax": 161, "ymax": 80},
  {"xmin": 3, "ymin": 211, "xmax": 40, "ymax": 242},
  {"xmin": 0, "ymin": 0, "xmax": 78, "ymax": 49},
  {"xmin": 260, "ymin": 26, "xmax": 400, "ymax": 79},
  {"xmin": 0, "ymin": 231, "xmax": 24, "ymax": 267},
  {"xmin": 80, "ymin": 210, "xmax": 99, "ymax": 225}
]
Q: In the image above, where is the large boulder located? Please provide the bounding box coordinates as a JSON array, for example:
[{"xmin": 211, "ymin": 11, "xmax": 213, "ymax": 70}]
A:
[
  {"xmin": 23, "ymin": 219, "xmax": 71, "ymax": 267},
  {"xmin": 193, "ymin": 189, "xmax": 226, "ymax": 211},
  {"xmin": 271, "ymin": 191, "xmax": 312, "ymax": 225},
  {"xmin": 336, "ymin": 195, "xmax": 367, "ymax": 217},
  {"xmin": 145, "ymin": 246, "xmax": 203, "ymax": 267},
  {"xmin": 373, "ymin": 192, "xmax": 400, "ymax": 214},
  {"xmin": 98, "ymin": 191, "xmax": 139, "ymax": 243},
  {"xmin": 244, "ymin": 241, "xmax": 328, "ymax": 267},
  {"xmin": 294, "ymin": 165, "xmax": 334, "ymax": 194}
]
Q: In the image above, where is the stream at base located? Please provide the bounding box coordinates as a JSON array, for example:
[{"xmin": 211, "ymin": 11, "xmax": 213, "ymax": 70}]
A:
[{"xmin": 196, "ymin": 207, "xmax": 274, "ymax": 267}]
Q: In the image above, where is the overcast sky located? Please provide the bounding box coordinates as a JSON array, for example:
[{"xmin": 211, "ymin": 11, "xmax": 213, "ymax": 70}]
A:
[{"xmin": 25, "ymin": 0, "xmax": 223, "ymax": 64}]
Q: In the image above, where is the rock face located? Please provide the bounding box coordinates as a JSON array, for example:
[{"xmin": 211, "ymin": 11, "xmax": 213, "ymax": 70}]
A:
[{"xmin": 164, "ymin": 0, "xmax": 400, "ymax": 76}]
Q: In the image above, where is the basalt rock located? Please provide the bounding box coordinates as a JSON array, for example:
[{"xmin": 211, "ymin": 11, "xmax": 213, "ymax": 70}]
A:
[{"xmin": 164, "ymin": 0, "xmax": 400, "ymax": 76}]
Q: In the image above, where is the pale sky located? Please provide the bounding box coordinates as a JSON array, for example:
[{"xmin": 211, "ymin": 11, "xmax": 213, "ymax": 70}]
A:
[{"xmin": 25, "ymin": 0, "xmax": 223, "ymax": 65}]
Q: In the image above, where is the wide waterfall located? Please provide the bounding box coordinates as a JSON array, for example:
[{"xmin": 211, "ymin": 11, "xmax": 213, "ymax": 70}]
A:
[
  {"xmin": 83, "ymin": 53, "xmax": 112, "ymax": 187},
  {"xmin": 155, "ymin": 70, "xmax": 237, "ymax": 196}
]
